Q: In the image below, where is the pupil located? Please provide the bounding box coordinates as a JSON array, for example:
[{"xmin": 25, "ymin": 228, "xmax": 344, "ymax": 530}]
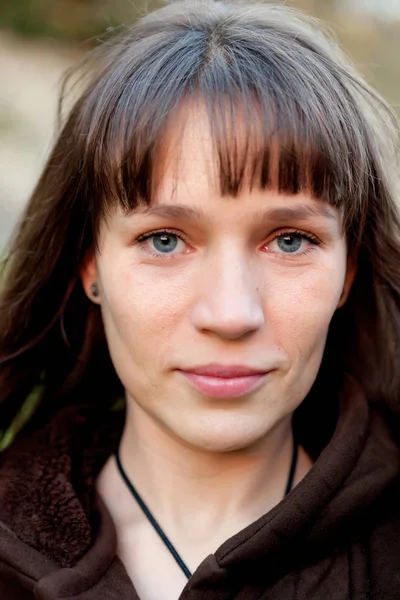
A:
[
  {"xmin": 153, "ymin": 234, "xmax": 178, "ymax": 253},
  {"xmin": 277, "ymin": 234, "xmax": 302, "ymax": 253}
]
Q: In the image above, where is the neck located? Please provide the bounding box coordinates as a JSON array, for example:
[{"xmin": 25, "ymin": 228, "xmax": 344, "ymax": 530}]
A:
[{"xmin": 114, "ymin": 400, "xmax": 297, "ymax": 542}]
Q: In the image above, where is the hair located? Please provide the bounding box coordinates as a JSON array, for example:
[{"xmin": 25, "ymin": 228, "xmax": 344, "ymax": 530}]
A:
[{"xmin": 1, "ymin": 0, "xmax": 400, "ymax": 450}]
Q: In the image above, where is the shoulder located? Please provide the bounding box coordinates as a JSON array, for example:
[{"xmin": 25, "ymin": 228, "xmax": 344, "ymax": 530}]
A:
[
  {"xmin": 0, "ymin": 578, "xmax": 33, "ymax": 600},
  {"xmin": 367, "ymin": 476, "xmax": 400, "ymax": 597},
  {"xmin": 0, "ymin": 402, "xmax": 124, "ymax": 569}
]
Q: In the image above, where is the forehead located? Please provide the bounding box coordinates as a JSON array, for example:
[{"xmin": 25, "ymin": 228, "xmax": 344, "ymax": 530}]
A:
[
  {"xmin": 153, "ymin": 102, "xmax": 226, "ymax": 197},
  {"xmin": 153, "ymin": 100, "xmax": 283, "ymax": 202},
  {"xmin": 149, "ymin": 103, "xmax": 338, "ymax": 222}
]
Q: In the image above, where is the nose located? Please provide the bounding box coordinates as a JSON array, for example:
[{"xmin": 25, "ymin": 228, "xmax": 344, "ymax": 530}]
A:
[{"xmin": 190, "ymin": 252, "xmax": 265, "ymax": 340}]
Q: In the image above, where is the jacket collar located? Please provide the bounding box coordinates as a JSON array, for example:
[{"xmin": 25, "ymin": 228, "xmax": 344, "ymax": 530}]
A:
[{"xmin": 0, "ymin": 378, "xmax": 399, "ymax": 598}]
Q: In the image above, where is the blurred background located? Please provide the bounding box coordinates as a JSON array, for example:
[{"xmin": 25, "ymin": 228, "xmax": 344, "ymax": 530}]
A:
[{"xmin": 1, "ymin": 0, "xmax": 400, "ymax": 251}]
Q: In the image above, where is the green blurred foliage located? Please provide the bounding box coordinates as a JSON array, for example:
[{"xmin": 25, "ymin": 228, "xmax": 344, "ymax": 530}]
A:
[{"xmin": 0, "ymin": 0, "xmax": 159, "ymax": 41}]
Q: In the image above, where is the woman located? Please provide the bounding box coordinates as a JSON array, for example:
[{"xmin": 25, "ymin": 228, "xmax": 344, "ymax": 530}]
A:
[{"xmin": 1, "ymin": 1, "xmax": 400, "ymax": 598}]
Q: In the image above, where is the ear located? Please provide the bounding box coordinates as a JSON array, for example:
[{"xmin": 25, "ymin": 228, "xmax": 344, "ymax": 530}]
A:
[
  {"xmin": 337, "ymin": 254, "xmax": 357, "ymax": 309},
  {"xmin": 79, "ymin": 249, "xmax": 101, "ymax": 305}
]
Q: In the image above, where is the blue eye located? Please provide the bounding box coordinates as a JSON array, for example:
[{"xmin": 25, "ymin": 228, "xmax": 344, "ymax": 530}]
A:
[
  {"xmin": 276, "ymin": 234, "xmax": 303, "ymax": 253},
  {"xmin": 151, "ymin": 233, "xmax": 179, "ymax": 253},
  {"xmin": 136, "ymin": 229, "xmax": 187, "ymax": 257}
]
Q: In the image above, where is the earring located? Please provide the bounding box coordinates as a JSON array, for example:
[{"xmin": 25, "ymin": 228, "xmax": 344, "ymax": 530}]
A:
[{"xmin": 91, "ymin": 282, "xmax": 99, "ymax": 298}]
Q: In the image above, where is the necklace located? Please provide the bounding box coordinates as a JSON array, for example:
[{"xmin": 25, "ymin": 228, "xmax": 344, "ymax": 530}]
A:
[{"xmin": 115, "ymin": 437, "xmax": 298, "ymax": 580}]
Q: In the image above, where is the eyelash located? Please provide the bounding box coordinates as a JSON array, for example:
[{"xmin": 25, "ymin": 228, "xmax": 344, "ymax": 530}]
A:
[{"xmin": 134, "ymin": 228, "xmax": 322, "ymax": 259}]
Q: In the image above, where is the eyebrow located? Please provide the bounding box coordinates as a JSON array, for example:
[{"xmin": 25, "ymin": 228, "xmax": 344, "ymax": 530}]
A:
[
  {"xmin": 129, "ymin": 202, "xmax": 337, "ymax": 223},
  {"xmin": 257, "ymin": 203, "xmax": 337, "ymax": 223},
  {"xmin": 130, "ymin": 204, "xmax": 204, "ymax": 221}
]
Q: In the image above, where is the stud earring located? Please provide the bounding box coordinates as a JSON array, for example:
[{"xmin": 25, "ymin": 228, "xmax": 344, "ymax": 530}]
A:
[{"xmin": 91, "ymin": 282, "xmax": 99, "ymax": 298}]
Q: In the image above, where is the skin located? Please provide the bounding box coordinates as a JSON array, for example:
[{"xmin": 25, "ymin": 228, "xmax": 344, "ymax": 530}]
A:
[{"xmin": 81, "ymin": 105, "xmax": 356, "ymax": 600}]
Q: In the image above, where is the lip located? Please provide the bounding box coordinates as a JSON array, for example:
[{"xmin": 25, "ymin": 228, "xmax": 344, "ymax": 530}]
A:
[
  {"xmin": 181, "ymin": 364, "xmax": 268, "ymax": 377},
  {"xmin": 178, "ymin": 364, "xmax": 270, "ymax": 399}
]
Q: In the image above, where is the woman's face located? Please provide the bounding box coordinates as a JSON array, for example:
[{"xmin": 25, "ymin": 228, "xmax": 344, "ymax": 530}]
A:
[{"xmin": 82, "ymin": 107, "xmax": 355, "ymax": 453}]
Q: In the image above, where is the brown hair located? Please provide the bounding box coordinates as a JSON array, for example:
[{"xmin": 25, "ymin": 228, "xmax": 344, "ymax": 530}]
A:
[{"xmin": 1, "ymin": 1, "xmax": 400, "ymax": 448}]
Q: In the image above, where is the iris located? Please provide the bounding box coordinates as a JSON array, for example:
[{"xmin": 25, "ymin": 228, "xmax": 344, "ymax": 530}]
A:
[
  {"xmin": 153, "ymin": 233, "xmax": 178, "ymax": 253},
  {"xmin": 277, "ymin": 234, "xmax": 302, "ymax": 253}
]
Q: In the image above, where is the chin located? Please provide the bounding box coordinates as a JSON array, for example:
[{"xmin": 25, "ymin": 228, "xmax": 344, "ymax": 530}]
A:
[
  {"xmin": 198, "ymin": 439, "xmax": 259, "ymax": 453},
  {"xmin": 178, "ymin": 421, "xmax": 269, "ymax": 453}
]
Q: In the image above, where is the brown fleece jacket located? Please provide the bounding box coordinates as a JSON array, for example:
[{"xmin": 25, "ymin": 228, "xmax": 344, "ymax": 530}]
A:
[{"xmin": 1, "ymin": 378, "xmax": 400, "ymax": 599}]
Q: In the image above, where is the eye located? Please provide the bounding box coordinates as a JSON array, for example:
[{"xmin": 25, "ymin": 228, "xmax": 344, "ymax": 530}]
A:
[
  {"xmin": 136, "ymin": 230, "xmax": 188, "ymax": 256},
  {"xmin": 267, "ymin": 231, "xmax": 321, "ymax": 256}
]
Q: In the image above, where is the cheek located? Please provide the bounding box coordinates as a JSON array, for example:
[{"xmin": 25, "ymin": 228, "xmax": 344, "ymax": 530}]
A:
[
  {"xmin": 266, "ymin": 263, "xmax": 344, "ymax": 360},
  {"xmin": 99, "ymin": 262, "xmax": 193, "ymax": 368}
]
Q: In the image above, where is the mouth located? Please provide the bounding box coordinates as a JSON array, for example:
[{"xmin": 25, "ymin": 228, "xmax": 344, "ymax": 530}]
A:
[{"xmin": 177, "ymin": 364, "xmax": 271, "ymax": 399}]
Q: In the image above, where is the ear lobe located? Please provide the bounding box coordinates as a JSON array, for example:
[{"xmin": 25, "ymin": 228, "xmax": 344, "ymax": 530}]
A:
[
  {"xmin": 337, "ymin": 255, "xmax": 357, "ymax": 309},
  {"xmin": 80, "ymin": 249, "xmax": 101, "ymax": 304}
]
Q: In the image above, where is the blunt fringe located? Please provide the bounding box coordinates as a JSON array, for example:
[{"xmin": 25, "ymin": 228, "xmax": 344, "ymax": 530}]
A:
[{"xmin": 1, "ymin": 0, "xmax": 400, "ymax": 447}]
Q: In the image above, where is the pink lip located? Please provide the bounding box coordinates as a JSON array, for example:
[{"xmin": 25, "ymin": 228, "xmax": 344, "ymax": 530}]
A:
[{"xmin": 178, "ymin": 364, "xmax": 270, "ymax": 399}]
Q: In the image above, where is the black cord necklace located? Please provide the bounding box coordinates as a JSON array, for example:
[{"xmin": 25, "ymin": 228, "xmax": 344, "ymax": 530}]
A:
[{"xmin": 115, "ymin": 438, "xmax": 298, "ymax": 581}]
